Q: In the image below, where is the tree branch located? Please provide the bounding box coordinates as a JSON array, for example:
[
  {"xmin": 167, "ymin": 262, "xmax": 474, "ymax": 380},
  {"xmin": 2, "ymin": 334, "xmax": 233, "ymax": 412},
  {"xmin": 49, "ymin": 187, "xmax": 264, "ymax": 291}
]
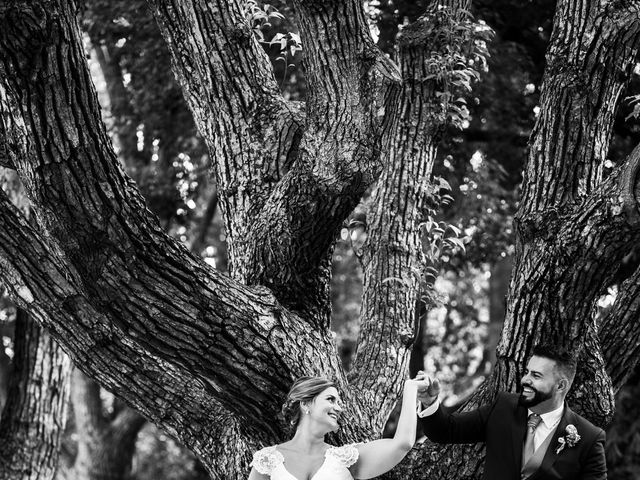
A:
[
  {"xmin": 147, "ymin": 0, "xmax": 304, "ymax": 277},
  {"xmin": 243, "ymin": 0, "xmax": 402, "ymax": 319},
  {"xmin": 350, "ymin": 7, "xmax": 454, "ymax": 421},
  {"xmin": 0, "ymin": 178, "xmax": 347, "ymax": 444},
  {"xmin": 0, "ymin": 50, "xmax": 26, "ymax": 173}
]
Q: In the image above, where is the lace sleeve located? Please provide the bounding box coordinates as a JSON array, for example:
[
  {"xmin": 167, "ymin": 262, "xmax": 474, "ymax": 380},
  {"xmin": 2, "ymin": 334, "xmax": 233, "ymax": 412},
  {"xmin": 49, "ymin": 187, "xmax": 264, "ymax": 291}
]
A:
[
  {"xmin": 249, "ymin": 446, "xmax": 283, "ymax": 475},
  {"xmin": 327, "ymin": 443, "xmax": 359, "ymax": 467}
]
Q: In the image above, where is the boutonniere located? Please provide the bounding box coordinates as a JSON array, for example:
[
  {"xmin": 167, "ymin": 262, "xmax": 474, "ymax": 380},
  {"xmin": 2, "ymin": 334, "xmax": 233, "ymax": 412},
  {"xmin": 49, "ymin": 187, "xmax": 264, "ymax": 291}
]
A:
[{"xmin": 555, "ymin": 424, "xmax": 581, "ymax": 454}]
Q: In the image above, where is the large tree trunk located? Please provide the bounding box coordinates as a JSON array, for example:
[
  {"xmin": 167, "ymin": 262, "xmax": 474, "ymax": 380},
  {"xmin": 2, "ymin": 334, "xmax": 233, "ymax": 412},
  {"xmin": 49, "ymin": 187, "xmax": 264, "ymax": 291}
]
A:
[
  {"xmin": 1, "ymin": 0, "xmax": 640, "ymax": 479},
  {"xmin": 496, "ymin": 0, "xmax": 640, "ymax": 417}
]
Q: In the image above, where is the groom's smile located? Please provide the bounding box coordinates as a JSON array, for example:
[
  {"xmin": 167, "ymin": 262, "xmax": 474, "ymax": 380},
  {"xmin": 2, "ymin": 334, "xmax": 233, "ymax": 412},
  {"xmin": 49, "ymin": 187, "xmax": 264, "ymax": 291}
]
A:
[{"xmin": 518, "ymin": 356, "xmax": 562, "ymax": 410}]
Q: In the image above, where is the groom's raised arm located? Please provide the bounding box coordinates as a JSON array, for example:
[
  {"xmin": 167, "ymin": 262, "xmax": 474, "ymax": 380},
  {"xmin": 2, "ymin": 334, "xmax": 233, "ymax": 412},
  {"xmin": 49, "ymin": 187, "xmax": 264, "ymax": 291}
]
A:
[
  {"xmin": 416, "ymin": 375, "xmax": 494, "ymax": 444},
  {"xmin": 418, "ymin": 400, "xmax": 494, "ymax": 444}
]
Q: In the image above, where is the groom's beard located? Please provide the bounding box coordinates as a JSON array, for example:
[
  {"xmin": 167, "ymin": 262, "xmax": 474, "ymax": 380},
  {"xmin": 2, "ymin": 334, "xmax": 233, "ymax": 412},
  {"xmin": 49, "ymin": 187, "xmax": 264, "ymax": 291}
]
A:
[{"xmin": 518, "ymin": 384, "xmax": 552, "ymax": 407}]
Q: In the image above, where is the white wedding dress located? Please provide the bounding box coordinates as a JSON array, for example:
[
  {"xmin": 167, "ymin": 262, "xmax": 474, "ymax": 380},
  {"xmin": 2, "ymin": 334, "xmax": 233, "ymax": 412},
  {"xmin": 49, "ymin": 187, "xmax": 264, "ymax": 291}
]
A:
[{"xmin": 250, "ymin": 444, "xmax": 358, "ymax": 480}]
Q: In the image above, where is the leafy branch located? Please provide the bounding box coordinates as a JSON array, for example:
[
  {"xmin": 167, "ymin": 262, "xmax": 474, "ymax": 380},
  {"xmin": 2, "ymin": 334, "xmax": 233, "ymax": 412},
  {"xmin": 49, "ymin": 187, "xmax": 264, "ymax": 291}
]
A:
[
  {"xmin": 421, "ymin": 8, "xmax": 494, "ymax": 129},
  {"xmin": 625, "ymin": 93, "xmax": 640, "ymax": 121},
  {"xmin": 243, "ymin": 0, "xmax": 302, "ymax": 89},
  {"xmin": 270, "ymin": 32, "xmax": 302, "ymax": 90},
  {"xmin": 244, "ymin": 0, "xmax": 285, "ymax": 41},
  {"xmin": 421, "ymin": 176, "xmax": 469, "ymax": 296}
]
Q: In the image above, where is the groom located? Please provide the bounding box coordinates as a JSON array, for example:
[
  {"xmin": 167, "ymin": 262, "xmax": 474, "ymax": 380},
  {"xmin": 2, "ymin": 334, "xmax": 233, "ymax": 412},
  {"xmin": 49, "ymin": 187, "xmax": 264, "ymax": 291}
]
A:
[{"xmin": 416, "ymin": 344, "xmax": 607, "ymax": 479}]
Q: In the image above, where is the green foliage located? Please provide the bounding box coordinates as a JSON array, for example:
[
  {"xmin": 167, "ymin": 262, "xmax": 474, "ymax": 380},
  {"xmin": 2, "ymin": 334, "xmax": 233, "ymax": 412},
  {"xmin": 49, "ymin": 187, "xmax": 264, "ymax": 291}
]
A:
[
  {"xmin": 271, "ymin": 32, "xmax": 303, "ymax": 89},
  {"xmin": 625, "ymin": 94, "xmax": 640, "ymax": 122},
  {"xmin": 244, "ymin": 1, "xmax": 304, "ymax": 94},
  {"xmin": 244, "ymin": 1, "xmax": 285, "ymax": 41},
  {"xmin": 422, "ymin": 9, "xmax": 494, "ymax": 129},
  {"xmin": 421, "ymin": 176, "xmax": 469, "ymax": 295}
]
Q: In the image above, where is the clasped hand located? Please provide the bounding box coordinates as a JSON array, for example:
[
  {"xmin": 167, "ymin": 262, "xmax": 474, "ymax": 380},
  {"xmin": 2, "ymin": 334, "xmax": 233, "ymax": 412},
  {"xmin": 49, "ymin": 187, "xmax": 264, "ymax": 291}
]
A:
[{"xmin": 410, "ymin": 371, "xmax": 440, "ymax": 407}]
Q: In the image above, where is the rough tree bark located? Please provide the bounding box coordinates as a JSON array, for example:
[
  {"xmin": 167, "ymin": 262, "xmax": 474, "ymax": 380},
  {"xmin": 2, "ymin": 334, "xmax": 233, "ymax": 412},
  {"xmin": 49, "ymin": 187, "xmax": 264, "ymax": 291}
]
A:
[
  {"xmin": 1, "ymin": 0, "xmax": 640, "ymax": 479},
  {"xmin": 496, "ymin": 0, "xmax": 640, "ymax": 417}
]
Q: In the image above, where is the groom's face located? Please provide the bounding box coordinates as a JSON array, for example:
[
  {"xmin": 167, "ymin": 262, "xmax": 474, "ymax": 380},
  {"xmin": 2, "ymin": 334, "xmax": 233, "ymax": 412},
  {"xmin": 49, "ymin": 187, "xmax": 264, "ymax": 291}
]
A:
[{"xmin": 518, "ymin": 356, "xmax": 557, "ymax": 408}]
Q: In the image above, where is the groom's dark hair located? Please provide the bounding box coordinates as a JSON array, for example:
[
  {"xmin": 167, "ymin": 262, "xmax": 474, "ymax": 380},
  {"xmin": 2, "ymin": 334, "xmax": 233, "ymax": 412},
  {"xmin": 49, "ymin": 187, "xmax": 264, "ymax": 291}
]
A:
[{"xmin": 531, "ymin": 343, "xmax": 577, "ymax": 387}]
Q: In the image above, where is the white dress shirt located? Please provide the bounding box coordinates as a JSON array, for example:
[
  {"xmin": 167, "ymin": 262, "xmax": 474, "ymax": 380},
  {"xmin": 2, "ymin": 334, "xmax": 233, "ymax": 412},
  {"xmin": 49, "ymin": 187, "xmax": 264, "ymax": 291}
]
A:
[
  {"xmin": 529, "ymin": 404, "xmax": 564, "ymax": 451},
  {"xmin": 417, "ymin": 399, "xmax": 440, "ymax": 418}
]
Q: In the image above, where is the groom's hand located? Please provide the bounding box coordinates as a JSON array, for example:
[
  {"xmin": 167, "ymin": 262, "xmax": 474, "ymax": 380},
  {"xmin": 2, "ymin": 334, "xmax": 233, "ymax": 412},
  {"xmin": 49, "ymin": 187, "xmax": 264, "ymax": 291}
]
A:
[{"xmin": 415, "ymin": 371, "xmax": 440, "ymax": 407}]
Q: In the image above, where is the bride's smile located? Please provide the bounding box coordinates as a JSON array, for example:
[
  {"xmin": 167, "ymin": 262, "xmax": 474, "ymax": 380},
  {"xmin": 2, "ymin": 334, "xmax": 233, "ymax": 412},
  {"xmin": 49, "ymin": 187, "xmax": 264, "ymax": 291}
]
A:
[{"xmin": 304, "ymin": 387, "xmax": 343, "ymax": 433}]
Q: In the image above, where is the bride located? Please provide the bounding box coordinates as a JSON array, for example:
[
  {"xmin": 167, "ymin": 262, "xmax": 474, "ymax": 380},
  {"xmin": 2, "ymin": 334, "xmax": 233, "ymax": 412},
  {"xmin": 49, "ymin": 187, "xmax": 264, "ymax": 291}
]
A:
[{"xmin": 248, "ymin": 375, "xmax": 423, "ymax": 480}]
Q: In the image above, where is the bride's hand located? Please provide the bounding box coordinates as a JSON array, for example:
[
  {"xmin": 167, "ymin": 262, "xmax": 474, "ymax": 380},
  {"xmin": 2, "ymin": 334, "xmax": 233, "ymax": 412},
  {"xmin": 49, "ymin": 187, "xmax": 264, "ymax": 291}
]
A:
[{"xmin": 406, "ymin": 372, "xmax": 428, "ymax": 387}]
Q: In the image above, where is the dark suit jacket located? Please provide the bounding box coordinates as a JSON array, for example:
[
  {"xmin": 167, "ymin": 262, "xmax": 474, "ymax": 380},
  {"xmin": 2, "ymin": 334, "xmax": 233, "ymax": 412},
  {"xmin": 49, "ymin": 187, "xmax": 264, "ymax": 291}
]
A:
[{"xmin": 420, "ymin": 392, "xmax": 606, "ymax": 480}]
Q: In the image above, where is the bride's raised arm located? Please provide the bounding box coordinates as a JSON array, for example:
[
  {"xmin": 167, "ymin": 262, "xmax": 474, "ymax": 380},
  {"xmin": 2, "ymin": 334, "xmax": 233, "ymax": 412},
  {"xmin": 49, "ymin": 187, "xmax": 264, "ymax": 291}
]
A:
[{"xmin": 350, "ymin": 378, "xmax": 420, "ymax": 479}]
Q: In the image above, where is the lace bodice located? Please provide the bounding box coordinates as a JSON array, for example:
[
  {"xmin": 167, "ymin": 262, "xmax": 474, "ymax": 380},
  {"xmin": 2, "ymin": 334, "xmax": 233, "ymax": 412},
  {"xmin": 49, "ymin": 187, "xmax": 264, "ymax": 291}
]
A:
[{"xmin": 250, "ymin": 444, "xmax": 359, "ymax": 480}]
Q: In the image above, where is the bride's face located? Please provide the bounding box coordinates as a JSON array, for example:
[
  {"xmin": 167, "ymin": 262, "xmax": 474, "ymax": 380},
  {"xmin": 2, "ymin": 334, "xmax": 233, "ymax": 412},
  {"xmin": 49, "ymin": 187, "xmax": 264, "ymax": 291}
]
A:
[{"xmin": 307, "ymin": 387, "xmax": 343, "ymax": 433}]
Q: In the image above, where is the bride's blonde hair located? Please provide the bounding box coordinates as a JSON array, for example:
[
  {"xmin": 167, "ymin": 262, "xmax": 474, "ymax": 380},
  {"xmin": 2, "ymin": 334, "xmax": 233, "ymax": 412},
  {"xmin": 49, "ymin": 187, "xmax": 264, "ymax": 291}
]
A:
[{"xmin": 281, "ymin": 376, "xmax": 336, "ymax": 433}]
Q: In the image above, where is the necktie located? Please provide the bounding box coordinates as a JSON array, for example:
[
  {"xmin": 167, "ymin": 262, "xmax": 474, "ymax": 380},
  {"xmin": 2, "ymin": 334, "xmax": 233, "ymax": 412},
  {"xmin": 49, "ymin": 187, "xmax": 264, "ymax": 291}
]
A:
[{"xmin": 523, "ymin": 413, "xmax": 542, "ymax": 465}]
